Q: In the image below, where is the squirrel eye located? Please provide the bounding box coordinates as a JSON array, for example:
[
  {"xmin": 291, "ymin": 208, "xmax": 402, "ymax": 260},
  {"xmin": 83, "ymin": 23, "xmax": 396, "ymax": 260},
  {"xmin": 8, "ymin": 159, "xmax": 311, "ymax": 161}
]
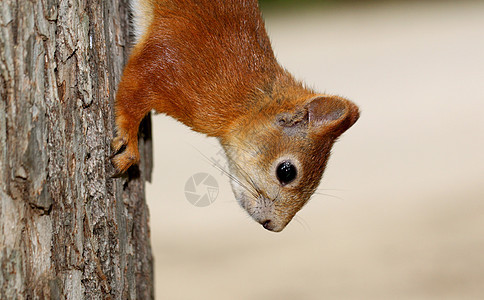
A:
[{"xmin": 276, "ymin": 161, "xmax": 297, "ymax": 185}]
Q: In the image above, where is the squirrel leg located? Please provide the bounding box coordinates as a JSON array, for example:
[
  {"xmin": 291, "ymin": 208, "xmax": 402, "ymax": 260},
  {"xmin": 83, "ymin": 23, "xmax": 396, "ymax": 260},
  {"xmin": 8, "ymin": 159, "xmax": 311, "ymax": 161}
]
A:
[{"xmin": 111, "ymin": 88, "xmax": 148, "ymax": 174}]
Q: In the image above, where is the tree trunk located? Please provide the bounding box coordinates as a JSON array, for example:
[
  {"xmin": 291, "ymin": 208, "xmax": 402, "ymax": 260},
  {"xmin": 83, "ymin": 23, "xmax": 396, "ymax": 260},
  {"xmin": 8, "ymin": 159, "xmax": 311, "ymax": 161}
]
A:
[{"xmin": 0, "ymin": 0, "xmax": 153, "ymax": 299}]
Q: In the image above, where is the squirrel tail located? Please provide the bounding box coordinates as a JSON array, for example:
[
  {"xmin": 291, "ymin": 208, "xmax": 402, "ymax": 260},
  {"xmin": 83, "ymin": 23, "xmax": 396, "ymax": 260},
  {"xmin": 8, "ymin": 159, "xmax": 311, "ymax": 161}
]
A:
[{"xmin": 130, "ymin": 0, "xmax": 155, "ymax": 42}]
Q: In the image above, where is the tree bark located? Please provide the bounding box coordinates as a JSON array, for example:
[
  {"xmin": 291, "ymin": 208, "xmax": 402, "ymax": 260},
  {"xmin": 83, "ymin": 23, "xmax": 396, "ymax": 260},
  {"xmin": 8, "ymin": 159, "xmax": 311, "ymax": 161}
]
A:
[{"xmin": 0, "ymin": 0, "xmax": 153, "ymax": 299}]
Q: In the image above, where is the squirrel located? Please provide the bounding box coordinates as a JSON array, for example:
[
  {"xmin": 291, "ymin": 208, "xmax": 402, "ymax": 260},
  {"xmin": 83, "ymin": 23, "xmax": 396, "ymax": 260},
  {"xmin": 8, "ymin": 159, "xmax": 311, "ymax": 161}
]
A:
[{"xmin": 111, "ymin": 0, "xmax": 360, "ymax": 232}]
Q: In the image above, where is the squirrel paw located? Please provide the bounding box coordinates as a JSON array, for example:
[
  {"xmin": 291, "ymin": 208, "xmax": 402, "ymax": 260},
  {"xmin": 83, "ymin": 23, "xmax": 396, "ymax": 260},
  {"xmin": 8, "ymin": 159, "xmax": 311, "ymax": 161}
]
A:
[{"xmin": 111, "ymin": 131, "xmax": 139, "ymax": 174}]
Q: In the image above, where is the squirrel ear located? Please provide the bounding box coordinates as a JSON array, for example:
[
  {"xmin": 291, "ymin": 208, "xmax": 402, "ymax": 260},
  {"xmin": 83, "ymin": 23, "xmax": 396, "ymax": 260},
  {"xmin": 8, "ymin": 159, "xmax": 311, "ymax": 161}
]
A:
[{"xmin": 307, "ymin": 96, "xmax": 359, "ymax": 137}]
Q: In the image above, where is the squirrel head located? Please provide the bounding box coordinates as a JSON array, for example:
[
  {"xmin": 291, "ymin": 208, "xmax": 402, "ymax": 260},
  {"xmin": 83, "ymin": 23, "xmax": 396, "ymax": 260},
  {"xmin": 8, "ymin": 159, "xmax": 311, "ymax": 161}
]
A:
[{"xmin": 221, "ymin": 95, "xmax": 359, "ymax": 232}]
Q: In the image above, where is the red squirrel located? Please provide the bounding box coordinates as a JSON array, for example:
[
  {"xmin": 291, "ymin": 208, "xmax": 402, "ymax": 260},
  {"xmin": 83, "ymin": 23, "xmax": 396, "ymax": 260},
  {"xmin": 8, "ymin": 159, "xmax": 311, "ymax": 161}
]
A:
[{"xmin": 112, "ymin": 0, "xmax": 359, "ymax": 232}]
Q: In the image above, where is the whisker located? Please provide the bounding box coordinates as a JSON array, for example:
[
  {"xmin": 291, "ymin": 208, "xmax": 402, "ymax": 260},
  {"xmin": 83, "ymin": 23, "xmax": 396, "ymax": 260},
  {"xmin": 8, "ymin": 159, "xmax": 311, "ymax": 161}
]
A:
[
  {"xmin": 313, "ymin": 191, "xmax": 345, "ymax": 201},
  {"xmin": 222, "ymin": 152, "xmax": 261, "ymax": 199},
  {"xmin": 220, "ymin": 167, "xmax": 259, "ymax": 200},
  {"xmin": 191, "ymin": 147, "xmax": 259, "ymax": 199},
  {"xmin": 293, "ymin": 215, "xmax": 311, "ymax": 231}
]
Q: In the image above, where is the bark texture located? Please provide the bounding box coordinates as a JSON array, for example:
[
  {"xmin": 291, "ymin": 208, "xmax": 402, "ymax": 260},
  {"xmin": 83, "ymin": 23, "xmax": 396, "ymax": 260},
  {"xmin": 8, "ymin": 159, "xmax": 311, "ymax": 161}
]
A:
[{"xmin": 0, "ymin": 0, "xmax": 153, "ymax": 298}]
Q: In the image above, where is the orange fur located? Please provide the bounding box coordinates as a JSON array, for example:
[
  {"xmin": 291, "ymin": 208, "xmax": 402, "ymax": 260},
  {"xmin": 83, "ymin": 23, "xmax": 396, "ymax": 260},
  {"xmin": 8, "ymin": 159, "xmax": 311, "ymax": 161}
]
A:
[{"xmin": 112, "ymin": 0, "xmax": 359, "ymax": 231}]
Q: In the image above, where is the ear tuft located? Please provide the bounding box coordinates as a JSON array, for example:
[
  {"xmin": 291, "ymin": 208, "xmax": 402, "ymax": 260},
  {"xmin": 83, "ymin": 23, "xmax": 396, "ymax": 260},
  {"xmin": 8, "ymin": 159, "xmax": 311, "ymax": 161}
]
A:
[{"xmin": 307, "ymin": 96, "xmax": 359, "ymax": 137}]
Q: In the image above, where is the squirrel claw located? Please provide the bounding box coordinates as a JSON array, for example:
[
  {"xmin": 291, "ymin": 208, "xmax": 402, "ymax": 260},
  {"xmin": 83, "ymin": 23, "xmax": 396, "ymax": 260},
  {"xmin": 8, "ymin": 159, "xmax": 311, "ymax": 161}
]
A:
[
  {"xmin": 111, "ymin": 147, "xmax": 139, "ymax": 175},
  {"xmin": 111, "ymin": 134, "xmax": 127, "ymax": 155},
  {"xmin": 111, "ymin": 132, "xmax": 139, "ymax": 175}
]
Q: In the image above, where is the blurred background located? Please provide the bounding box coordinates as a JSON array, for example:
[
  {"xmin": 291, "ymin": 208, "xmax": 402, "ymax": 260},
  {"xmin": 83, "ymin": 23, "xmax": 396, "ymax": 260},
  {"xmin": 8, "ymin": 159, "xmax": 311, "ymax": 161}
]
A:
[{"xmin": 146, "ymin": 1, "xmax": 484, "ymax": 299}]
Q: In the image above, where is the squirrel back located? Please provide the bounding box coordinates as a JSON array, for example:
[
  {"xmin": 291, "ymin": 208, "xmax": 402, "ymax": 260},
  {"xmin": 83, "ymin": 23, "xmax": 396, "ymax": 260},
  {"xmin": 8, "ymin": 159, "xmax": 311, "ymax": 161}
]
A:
[
  {"xmin": 112, "ymin": 0, "xmax": 360, "ymax": 232},
  {"xmin": 121, "ymin": 0, "xmax": 287, "ymax": 135}
]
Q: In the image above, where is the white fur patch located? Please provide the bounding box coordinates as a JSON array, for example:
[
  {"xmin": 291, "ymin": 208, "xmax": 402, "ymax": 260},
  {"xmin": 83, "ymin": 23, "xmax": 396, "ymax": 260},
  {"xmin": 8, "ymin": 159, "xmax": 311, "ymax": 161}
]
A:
[{"xmin": 130, "ymin": 0, "xmax": 153, "ymax": 42}]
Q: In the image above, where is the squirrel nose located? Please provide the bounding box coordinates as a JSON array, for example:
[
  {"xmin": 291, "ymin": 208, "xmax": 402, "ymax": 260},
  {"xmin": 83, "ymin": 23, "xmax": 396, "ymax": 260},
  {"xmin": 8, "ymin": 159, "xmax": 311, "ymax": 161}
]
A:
[
  {"xmin": 260, "ymin": 219, "xmax": 286, "ymax": 232},
  {"xmin": 262, "ymin": 219, "xmax": 273, "ymax": 230}
]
